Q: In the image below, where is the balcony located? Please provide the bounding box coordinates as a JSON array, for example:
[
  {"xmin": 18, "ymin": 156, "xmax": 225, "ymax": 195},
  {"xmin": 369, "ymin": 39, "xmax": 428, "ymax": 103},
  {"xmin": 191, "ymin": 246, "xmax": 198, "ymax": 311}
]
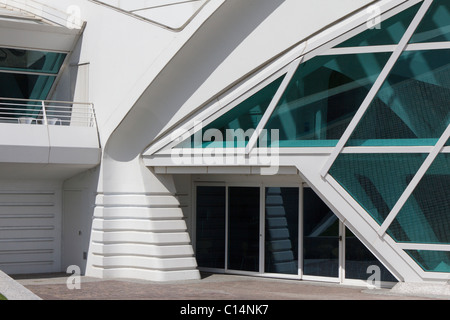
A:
[{"xmin": 0, "ymin": 98, "xmax": 101, "ymax": 179}]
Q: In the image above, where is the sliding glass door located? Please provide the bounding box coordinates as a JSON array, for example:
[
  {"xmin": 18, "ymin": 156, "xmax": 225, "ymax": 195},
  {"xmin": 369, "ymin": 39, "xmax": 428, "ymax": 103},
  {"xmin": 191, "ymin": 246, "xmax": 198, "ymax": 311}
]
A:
[
  {"xmin": 302, "ymin": 187, "xmax": 340, "ymax": 279},
  {"xmin": 195, "ymin": 183, "xmax": 396, "ymax": 284},
  {"xmin": 264, "ymin": 187, "xmax": 299, "ymax": 275},
  {"xmin": 195, "ymin": 185, "xmax": 300, "ymax": 277},
  {"xmin": 228, "ymin": 187, "xmax": 260, "ymax": 272},
  {"xmin": 195, "ymin": 186, "xmax": 226, "ymax": 269}
]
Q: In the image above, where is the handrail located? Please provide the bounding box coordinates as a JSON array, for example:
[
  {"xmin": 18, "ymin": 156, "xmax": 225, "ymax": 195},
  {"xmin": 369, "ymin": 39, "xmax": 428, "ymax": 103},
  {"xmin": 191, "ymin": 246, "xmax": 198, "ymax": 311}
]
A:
[{"xmin": 0, "ymin": 97, "xmax": 97, "ymax": 128}]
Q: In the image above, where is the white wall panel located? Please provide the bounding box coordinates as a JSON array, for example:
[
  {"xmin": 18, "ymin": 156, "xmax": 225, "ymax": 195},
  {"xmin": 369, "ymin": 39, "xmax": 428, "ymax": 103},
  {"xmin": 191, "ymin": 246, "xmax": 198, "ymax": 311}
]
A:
[{"xmin": 0, "ymin": 182, "xmax": 62, "ymax": 275}]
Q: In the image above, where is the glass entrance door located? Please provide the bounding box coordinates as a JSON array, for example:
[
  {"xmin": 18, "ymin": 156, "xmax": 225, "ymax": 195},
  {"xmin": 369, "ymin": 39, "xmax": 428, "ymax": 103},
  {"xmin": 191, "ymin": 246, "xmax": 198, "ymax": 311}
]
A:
[
  {"xmin": 195, "ymin": 184, "xmax": 396, "ymax": 283},
  {"xmin": 264, "ymin": 187, "xmax": 299, "ymax": 275},
  {"xmin": 227, "ymin": 187, "xmax": 261, "ymax": 272},
  {"xmin": 302, "ymin": 187, "xmax": 340, "ymax": 279}
]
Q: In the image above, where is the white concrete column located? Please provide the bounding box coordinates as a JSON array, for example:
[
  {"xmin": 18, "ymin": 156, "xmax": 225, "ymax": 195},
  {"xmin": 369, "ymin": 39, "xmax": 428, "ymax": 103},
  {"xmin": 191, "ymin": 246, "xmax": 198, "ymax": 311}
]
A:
[{"xmin": 85, "ymin": 156, "xmax": 200, "ymax": 281}]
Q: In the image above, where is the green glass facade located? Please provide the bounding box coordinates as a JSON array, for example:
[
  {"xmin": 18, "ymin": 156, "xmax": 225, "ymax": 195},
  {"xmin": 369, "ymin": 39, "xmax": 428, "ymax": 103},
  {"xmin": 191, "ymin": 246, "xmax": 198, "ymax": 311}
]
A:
[
  {"xmin": 406, "ymin": 250, "xmax": 450, "ymax": 273},
  {"xmin": 328, "ymin": 0, "xmax": 450, "ymax": 273},
  {"xmin": 179, "ymin": 1, "xmax": 450, "ymax": 274},
  {"xmin": 265, "ymin": 53, "xmax": 391, "ymax": 147},
  {"xmin": 329, "ymin": 153, "xmax": 428, "ymax": 225},
  {"xmin": 178, "ymin": 76, "xmax": 285, "ymax": 148},
  {"xmin": 347, "ymin": 49, "xmax": 450, "ymax": 147},
  {"xmin": 0, "ymin": 48, "xmax": 65, "ymax": 74},
  {"xmin": 388, "ymin": 154, "xmax": 450, "ymax": 244},
  {"xmin": 409, "ymin": 0, "xmax": 450, "ymax": 43}
]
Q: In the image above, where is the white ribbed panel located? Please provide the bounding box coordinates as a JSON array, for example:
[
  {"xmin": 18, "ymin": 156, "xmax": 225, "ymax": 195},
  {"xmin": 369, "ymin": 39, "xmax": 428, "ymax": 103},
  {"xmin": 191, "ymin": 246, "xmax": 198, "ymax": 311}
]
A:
[
  {"xmin": 87, "ymin": 192, "xmax": 200, "ymax": 281},
  {"xmin": 0, "ymin": 190, "xmax": 60, "ymax": 274}
]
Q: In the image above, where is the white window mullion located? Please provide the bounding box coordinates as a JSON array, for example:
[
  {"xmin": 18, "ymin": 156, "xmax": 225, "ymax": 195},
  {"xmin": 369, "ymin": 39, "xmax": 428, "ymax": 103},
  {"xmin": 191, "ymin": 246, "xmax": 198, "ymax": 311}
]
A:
[
  {"xmin": 246, "ymin": 57, "xmax": 303, "ymax": 154},
  {"xmin": 397, "ymin": 243, "xmax": 450, "ymax": 251}
]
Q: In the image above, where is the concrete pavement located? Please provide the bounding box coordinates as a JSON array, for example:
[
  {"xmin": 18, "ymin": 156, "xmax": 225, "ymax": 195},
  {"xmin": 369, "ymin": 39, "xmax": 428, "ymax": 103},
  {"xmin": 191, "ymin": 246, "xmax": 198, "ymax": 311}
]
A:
[{"xmin": 8, "ymin": 272, "xmax": 449, "ymax": 300}]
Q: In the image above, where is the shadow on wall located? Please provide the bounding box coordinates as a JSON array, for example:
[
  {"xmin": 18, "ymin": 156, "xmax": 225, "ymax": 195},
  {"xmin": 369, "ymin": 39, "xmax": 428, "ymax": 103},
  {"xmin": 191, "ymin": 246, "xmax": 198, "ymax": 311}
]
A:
[{"xmin": 106, "ymin": 0, "xmax": 287, "ymax": 162}]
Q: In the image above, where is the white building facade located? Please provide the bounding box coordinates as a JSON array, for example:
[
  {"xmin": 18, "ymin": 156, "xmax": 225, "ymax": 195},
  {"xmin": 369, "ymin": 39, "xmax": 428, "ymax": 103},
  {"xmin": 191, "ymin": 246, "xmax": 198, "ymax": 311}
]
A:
[{"xmin": 0, "ymin": 0, "xmax": 448, "ymax": 288}]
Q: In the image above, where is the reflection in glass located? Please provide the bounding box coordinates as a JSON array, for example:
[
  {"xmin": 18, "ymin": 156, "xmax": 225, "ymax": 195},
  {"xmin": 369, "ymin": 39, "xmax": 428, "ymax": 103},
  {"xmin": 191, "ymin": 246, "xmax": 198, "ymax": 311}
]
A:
[
  {"xmin": 345, "ymin": 228, "xmax": 397, "ymax": 282},
  {"xmin": 196, "ymin": 186, "xmax": 226, "ymax": 269},
  {"xmin": 303, "ymin": 188, "xmax": 339, "ymax": 277},
  {"xmin": 178, "ymin": 76, "xmax": 285, "ymax": 148},
  {"xmin": 389, "ymin": 154, "xmax": 450, "ymax": 245},
  {"xmin": 228, "ymin": 187, "xmax": 260, "ymax": 272},
  {"xmin": 329, "ymin": 153, "xmax": 427, "ymax": 225},
  {"xmin": 265, "ymin": 53, "xmax": 391, "ymax": 147},
  {"xmin": 347, "ymin": 50, "xmax": 450, "ymax": 146},
  {"xmin": 336, "ymin": 3, "xmax": 420, "ymax": 47},
  {"xmin": 0, "ymin": 73, "xmax": 56, "ymax": 100},
  {"xmin": 0, "ymin": 48, "xmax": 66, "ymax": 74},
  {"xmin": 410, "ymin": 0, "xmax": 450, "ymax": 43},
  {"xmin": 0, "ymin": 73, "xmax": 56, "ymax": 121},
  {"xmin": 405, "ymin": 250, "xmax": 450, "ymax": 273},
  {"xmin": 265, "ymin": 187, "xmax": 299, "ymax": 275}
]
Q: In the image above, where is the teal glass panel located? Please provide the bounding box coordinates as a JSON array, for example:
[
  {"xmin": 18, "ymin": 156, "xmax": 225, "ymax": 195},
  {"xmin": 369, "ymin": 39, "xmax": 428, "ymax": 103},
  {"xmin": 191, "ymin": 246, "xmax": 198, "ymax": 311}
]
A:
[
  {"xmin": 329, "ymin": 153, "xmax": 427, "ymax": 225},
  {"xmin": 336, "ymin": 3, "xmax": 420, "ymax": 47},
  {"xmin": 178, "ymin": 76, "xmax": 285, "ymax": 148},
  {"xmin": 265, "ymin": 52, "xmax": 391, "ymax": 147},
  {"xmin": 347, "ymin": 49, "xmax": 450, "ymax": 146},
  {"xmin": 0, "ymin": 48, "xmax": 66, "ymax": 74},
  {"xmin": 0, "ymin": 73, "xmax": 56, "ymax": 120},
  {"xmin": 405, "ymin": 250, "xmax": 450, "ymax": 273},
  {"xmin": 410, "ymin": 0, "xmax": 450, "ymax": 43},
  {"xmin": 0, "ymin": 73, "xmax": 55, "ymax": 100},
  {"xmin": 388, "ymin": 154, "xmax": 450, "ymax": 244}
]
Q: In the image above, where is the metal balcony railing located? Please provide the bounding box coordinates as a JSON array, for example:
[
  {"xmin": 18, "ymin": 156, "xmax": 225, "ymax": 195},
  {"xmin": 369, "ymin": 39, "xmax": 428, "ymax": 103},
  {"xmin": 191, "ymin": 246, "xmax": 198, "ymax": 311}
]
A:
[{"xmin": 0, "ymin": 98, "xmax": 97, "ymax": 128}]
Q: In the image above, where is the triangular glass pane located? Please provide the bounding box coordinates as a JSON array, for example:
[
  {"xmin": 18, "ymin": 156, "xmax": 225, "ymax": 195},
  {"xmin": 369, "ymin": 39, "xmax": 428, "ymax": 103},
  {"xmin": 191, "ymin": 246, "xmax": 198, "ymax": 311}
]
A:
[
  {"xmin": 388, "ymin": 153, "xmax": 450, "ymax": 244},
  {"xmin": 346, "ymin": 49, "xmax": 450, "ymax": 147},
  {"xmin": 264, "ymin": 52, "xmax": 391, "ymax": 147},
  {"xmin": 410, "ymin": 0, "xmax": 450, "ymax": 43},
  {"xmin": 175, "ymin": 75, "xmax": 285, "ymax": 148},
  {"xmin": 335, "ymin": 3, "xmax": 420, "ymax": 47}
]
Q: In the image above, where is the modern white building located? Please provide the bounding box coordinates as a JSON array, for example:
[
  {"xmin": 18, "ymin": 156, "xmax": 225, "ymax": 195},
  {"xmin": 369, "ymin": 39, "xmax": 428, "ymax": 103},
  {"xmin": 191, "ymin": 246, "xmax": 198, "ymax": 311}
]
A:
[{"xmin": 0, "ymin": 0, "xmax": 448, "ymax": 288}]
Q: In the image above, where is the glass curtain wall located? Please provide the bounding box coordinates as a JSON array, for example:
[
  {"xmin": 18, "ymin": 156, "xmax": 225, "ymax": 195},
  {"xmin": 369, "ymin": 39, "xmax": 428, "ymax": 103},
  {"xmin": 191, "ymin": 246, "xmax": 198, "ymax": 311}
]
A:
[
  {"xmin": 329, "ymin": 0, "xmax": 450, "ymax": 274},
  {"xmin": 189, "ymin": 0, "xmax": 450, "ymax": 276}
]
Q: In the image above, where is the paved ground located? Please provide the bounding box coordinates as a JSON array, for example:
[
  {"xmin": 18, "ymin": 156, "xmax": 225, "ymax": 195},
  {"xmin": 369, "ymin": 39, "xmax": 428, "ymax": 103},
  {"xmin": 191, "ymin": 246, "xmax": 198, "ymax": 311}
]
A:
[{"xmin": 10, "ymin": 272, "xmax": 448, "ymax": 301}]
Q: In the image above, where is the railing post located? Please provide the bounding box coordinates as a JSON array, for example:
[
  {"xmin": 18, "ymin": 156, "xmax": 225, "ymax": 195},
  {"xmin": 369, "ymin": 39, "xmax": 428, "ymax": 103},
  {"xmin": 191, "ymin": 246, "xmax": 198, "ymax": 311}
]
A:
[{"xmin": 41, "ymin": 100, "xmax": 48, "ymax": 125}]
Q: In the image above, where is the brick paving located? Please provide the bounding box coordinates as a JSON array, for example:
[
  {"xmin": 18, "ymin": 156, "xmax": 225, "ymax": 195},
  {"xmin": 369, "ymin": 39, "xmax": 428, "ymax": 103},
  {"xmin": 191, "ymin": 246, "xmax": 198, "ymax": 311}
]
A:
[{"xmin": 11, "ymin": 272, "xmax": 444, "ymax": 300}]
